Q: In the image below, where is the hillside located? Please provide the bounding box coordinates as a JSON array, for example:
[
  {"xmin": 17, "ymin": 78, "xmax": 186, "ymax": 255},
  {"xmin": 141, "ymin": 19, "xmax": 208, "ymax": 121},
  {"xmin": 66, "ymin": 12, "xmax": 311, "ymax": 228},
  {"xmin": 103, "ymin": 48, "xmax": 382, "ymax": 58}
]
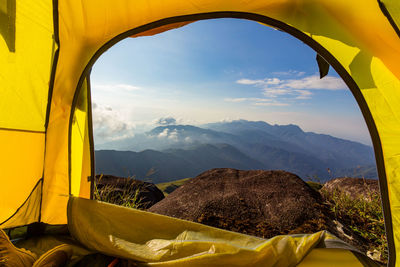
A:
[
  {"xmin": 95, "ymin": 120, "xmax": 377, "ymax": 181},
  {"xmin": 204, "ymin": 120, "xmax": 375, "ymax": 169},
  {"xmin": 156, "ymin": 178, "xmax": 191, "ymax": 195},
  {"xmin": 95, "ymin": 171, "xmax": 386, "ymax": 264},
  {"xmin": 95, "ymin": 143, "xmax": 264, "ymax": 183}
]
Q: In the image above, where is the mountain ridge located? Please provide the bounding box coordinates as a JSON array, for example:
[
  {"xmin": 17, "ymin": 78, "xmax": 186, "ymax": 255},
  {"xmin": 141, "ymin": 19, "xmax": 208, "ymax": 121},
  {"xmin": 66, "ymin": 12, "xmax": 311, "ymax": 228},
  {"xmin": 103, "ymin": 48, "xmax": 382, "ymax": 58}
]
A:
[{"xmin": 95, "ymin": 120, "xmax": 377, "ymax": 182}]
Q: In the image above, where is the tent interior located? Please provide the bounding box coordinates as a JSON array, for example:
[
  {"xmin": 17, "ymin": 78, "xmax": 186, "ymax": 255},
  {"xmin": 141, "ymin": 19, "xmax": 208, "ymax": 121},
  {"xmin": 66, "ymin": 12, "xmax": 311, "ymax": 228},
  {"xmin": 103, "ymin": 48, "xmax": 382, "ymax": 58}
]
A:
[{"xmin": 1, "ymin": 0, "xmax": 400, "ymax": 266}]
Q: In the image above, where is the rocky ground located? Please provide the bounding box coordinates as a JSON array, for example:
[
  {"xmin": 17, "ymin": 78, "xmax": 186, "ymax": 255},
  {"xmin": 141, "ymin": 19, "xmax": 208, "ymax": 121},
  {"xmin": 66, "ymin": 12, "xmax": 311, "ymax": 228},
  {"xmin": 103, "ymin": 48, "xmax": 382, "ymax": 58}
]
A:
[
  {"xmin": 95, "ymin": 169, "xmax": 384, "ymax": 263},
  {"xmin": 322, "ymin": 177, "xmax": 379, "ymax": 200},
  {"xmin": 149, "ymin": 169, "xmax": 373, "ymax": 252}
]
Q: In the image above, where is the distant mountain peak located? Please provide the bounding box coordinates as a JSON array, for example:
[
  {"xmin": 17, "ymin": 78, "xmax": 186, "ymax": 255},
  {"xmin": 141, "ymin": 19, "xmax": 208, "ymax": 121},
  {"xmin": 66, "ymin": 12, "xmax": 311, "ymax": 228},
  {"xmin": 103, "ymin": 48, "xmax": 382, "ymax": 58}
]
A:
[
  {"xmin": 271, "ymin": 124, "xmax": 304, "ymax": 136},
  {"xmin": 149, "ymin": 124, "xmax": 203, "ymax": 134},
  {"xmin": 96, "ymin": 119, "xmax": 375, "ymax": 182}
]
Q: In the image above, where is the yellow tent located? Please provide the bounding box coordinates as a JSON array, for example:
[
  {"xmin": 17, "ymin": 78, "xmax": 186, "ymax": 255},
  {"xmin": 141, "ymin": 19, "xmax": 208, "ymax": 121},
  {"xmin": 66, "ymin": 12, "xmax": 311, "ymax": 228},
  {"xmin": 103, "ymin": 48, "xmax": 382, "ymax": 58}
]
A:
[{"xmin": 1, "ymin": 0, "xmax": 399, "ymax": 265}]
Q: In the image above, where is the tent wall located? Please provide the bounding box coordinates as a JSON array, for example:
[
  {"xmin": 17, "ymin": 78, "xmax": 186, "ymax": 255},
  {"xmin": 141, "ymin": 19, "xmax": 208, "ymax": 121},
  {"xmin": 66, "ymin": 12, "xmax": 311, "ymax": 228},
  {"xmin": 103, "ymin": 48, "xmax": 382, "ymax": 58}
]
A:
[
  {"xmin": 70, "ymin": 76, "xmax": 93, "ymax": 198},
  {"xmin": 0, "ymin": 131, "xmax": 44, "ymax": 228},
  {"xmin": 0, "ymin": 0, "xmax": 55, "ymax": 131},
  {"xmin": 42, "ymin": 0, "xmax": 400, "ymax": 264},
  {"xmin": 380, "ymin": 0, "xmax": 400, "ymax": 36},
  {"xmin": 0, "ymin": 0, "xmax": 55, "ymax": 229},
  {"xmin": 2, "ymin": 0, "xmax": 399, "ymax": 265}
]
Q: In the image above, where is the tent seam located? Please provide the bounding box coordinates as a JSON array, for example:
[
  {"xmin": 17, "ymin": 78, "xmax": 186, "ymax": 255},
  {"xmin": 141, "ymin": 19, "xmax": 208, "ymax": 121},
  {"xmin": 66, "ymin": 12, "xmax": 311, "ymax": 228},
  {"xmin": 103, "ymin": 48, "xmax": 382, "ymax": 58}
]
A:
[
  {"xmin": 39, "ymin": 0, "xmax": 61, "ymax": 223},
  {"xmin": 86, "ymin": 73, "xmax": 96, "ymax": 199},
  {"xmin": 378, "ymin": 0, "xmax": 400, "ymax": 39},
  {"xmin": 0, "ymin": 127, "xmax": 44, "ymax": 134}
]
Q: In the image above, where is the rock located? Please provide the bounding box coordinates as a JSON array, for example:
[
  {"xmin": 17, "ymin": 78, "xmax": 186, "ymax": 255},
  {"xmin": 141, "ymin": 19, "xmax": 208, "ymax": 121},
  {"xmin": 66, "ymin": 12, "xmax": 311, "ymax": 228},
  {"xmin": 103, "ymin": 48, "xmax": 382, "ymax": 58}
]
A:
[
  {"xmin": 95, "ymin": 174, "xmax": 164, "ymax": 209},
  {"xmin": 149, "ymin": 168, "xmax": 324, "ymax": 238},
  {"xmin": 148, "ymin": 169, "xmax": 375, "ymax": 259},
  {"xmin": 322, "ymin": 177, "xmax": 379, "ymax": 201}
]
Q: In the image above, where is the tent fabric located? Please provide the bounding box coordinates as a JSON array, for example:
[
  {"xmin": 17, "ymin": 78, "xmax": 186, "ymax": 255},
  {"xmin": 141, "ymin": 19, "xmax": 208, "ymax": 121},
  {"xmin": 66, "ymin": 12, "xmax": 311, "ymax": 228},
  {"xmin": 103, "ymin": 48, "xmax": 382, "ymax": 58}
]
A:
[
  {"xmin": 0, "ymin": 130, "xmax": 45, "ymax": 228},
  {"xmin": 298, "ymin": 248, "xmax": 365, "ymax": 267},
  {"xmin": 67, "ymin": 197, "xmax": 372, "ymax": 266},
  {"xmin": 0, "ymin": 0, "xmax": 55, "ymax": 132},
  {"xmin": 0, "ymin": 179, "xmax": 42, "ymax": 229},
  {"xmin": 380, "ymin": 0, "xmax": 400, "ymax": 36},
  {"xmin": 70, "ymin": 76, "xmax": 92, "ymax": 199},
  {"xmin": 11, "ymin": 197, "xmax": 372, "ymax": 266},
  {"xmin": 0, "ymin": 0, "xmax": 54, "ymax": 229},
  {"xmin": 1, "ymin": 0, "xmax": 400, "ymax": 265}
]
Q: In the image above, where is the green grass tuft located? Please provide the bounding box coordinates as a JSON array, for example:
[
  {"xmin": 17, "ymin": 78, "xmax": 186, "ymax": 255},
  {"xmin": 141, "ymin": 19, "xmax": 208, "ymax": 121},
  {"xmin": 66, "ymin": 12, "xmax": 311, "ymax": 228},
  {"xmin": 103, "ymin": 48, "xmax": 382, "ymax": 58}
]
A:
[
  {"xmin": 321, "ymin": 188, "xmax": 387, "ymax": 263},
  {"xmin": 156, "ymin": 178, "xmax": 192, "ymax": 196},
  {"xmin": 93, "ymin": 174, "xmax": 144, "ymax": 209},
  {"xmin": 93, "ymin": 175, "xmax": 387, "ymax": 263}
]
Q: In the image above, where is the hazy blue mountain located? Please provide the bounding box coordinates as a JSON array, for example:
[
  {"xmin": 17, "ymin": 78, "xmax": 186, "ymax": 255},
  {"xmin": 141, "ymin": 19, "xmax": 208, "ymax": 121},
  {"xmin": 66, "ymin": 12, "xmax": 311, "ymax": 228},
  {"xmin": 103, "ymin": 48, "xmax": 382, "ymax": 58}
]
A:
[
  {"xmin": 95, "ymin": 143, "xmax": 264, "ymax": 183},
  {"xmin": 97, "ymin": 125, "xmax": 241, "ymax": 152},
  {"xmin": 240, "ymin": 143, "xmax": 328, "ymax": 178},
  {"xmin": 333, "ymin": 164, "xmax": 378, "ymax": 179},
  {"xmin": 203, "ymin": 120, "xmax": 375, "ymax": 170},
  {"xmin": 95, "ymin": 120, "xmax": 377, "ymax": 181}
]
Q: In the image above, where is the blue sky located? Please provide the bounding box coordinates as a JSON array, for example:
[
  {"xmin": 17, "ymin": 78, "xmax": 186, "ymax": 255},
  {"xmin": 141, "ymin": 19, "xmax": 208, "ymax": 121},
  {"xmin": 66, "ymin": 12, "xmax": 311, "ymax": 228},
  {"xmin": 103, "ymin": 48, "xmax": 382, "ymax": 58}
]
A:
[{"xmin": 91, "ymin": 18, "xmax": 372, "ymax": 146}]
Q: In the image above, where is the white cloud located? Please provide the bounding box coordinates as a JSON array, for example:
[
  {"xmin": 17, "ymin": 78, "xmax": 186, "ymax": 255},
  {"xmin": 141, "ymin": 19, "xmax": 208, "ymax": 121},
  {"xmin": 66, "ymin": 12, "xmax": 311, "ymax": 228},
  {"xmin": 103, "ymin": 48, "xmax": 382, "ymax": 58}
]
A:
[
  {"xmin": 236, "ymin": 79, "xmax": 265, "ymax": 85},
  {"xmin": 265, "ymin": 78, "xmax": 282, "ymax": 85},
  {"xmin": 253, "ymin": 102, "xmax": 289, "ymax": 106},
  {"xmin": 295, "ymin": 90, "xmax": 313, "ymax": 99},
  {"xmin": 157, "ymin": 128, "xmax": 170, "ymax": 138},
  {"xmin": 271, "ymin": 70, "xmax": 306, "ymax": 77},
  {"xmin": 236, "ymin": 75, "xmax": 345, "ymax": 91},
  {"xmin": 224, "ymin": 97, "xmax": 273, "ymax": 103},
  {"xmin": 92, "ymin": 103, "xmax": 135, "ymax": 142},
  {"xmin": 157, "ymin": 128, "xmax": 179, "ymax": 142},
  {"xmin": 168, "ymin": 130, "xmax": 179, "ymax": 141},
  {"xmin": 235, "ymin": 74, "xmax": 347, "ymax": 102},
  {"xmin": 93, "ymin": 83, "xmax": 141, "ymax": 92},
  {"xmin": 282, "ymin": 75, "xmax": 346, "ymax": 90},
  {"xmin": 223, "ymin": 97, "xmax": 289, "ymax": 107},
  {"xmin": 224, "ymin": 97, "xmax": 249, "ymax": 103},
  {"xmin": 263, "ymin": 88, "xmax": 291, "ymax": 98},
  {"xmin": 237, "ymin": 78, "xmax": 281, "ymax": 85}
]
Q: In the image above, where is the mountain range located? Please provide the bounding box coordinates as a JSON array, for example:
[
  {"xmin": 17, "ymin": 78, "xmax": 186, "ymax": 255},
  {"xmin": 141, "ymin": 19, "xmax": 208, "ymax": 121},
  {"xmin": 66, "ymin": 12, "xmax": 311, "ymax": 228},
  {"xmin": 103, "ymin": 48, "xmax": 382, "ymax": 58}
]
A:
[{"xmin": 95, "ymin": 120, "xmax": 377, "ymax": 183}]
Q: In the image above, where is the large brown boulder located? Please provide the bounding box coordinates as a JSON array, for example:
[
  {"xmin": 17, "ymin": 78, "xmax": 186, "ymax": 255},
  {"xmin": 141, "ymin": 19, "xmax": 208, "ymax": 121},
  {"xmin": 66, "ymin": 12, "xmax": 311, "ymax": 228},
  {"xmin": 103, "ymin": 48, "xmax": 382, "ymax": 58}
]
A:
[
  {"xmin": 95, "ymin": 174, "xmax": 164, "ymax": 209},
  {"xmin": 322, "ymin": 177, "xmax": 380, "ymax": 201},
  {"xmin": 149, "ymin": 169, "xmax": 379, "ymax": 259},
  {"xmin": 149, "ymin": 168, "xmax": 324, "ymax": 238}
]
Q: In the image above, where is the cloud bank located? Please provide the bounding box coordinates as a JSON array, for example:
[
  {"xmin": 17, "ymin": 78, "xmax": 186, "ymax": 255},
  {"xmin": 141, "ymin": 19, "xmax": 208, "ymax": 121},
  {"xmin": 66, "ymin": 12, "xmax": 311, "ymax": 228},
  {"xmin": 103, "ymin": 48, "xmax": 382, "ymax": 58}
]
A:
[
  {"xmin": 92, "ymin": 103, "xmax": 135, "ymax": 143},
  {"xmin": 233, "ymin": 74, "xmax": 347, "ymax": 105}
]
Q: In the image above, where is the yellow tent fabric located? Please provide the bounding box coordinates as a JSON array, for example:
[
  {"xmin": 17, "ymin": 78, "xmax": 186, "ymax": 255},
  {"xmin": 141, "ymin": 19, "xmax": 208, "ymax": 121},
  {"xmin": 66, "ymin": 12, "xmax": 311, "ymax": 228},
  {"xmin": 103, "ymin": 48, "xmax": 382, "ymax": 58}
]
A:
[
  {"xmin": 0, "ymin": 0, "xmax": 53, "ymax": 227},
  {"xmin": 380, "ymin": 0, "xmax": 400, "ymax": 35},
  {"xmin": 67, "ymin": 197, "xmax": 372, "ymax": 266},
  {"xmin": 1, "ymin": 0, "xmax": 400, "ymax": 265},
  {"xmin": 12, "ymin": 197, "xmax": 373, "ymax": 266}
]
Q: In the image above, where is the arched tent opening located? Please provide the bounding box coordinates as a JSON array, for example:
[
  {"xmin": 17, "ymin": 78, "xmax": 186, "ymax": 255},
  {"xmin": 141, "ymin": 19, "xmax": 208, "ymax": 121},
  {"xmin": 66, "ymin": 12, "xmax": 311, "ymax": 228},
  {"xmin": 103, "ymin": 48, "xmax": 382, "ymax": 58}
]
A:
[
  {"xmin": 90, "ymin": 17, "xmax": 377, "ymax": 183},
  {"xmin": 70, "ymin": 10, "xmax": 394, "ymax": 260},
  {"xmin": 1, "ymin": 1, "xmax": 399, "ymax": 266},
  {"xmin": 89, "ymin": 16, "xmax": 384, "ymax": 258}
]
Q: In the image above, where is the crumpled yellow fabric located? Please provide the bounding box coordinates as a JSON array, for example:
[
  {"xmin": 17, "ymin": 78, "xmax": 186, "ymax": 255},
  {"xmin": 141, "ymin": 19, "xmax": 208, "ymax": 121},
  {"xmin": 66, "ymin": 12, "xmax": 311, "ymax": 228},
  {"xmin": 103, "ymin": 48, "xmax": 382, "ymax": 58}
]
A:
[{"xmin": 67, "ymin": 197, "xmax": 368, "ymax": 266}]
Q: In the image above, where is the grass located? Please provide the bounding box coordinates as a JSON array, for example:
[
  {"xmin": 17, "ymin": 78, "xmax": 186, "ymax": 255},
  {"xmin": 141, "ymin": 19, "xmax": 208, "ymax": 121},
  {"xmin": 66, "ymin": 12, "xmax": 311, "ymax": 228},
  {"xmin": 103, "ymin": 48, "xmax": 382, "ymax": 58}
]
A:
[
  {"xmin": 321, "ymin": 187, "xmax": 387, "ymax": 263},
  {"xmin": 94, "ymin": 175, "xmax": 387, "ymax": 263},
  {"xmin": 93, "ymin": 174, "xmax": 144, "ymax": 209},
  {"xmin": 156, "ymin": 178, "xmax": 192, "ymax": 196}
]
